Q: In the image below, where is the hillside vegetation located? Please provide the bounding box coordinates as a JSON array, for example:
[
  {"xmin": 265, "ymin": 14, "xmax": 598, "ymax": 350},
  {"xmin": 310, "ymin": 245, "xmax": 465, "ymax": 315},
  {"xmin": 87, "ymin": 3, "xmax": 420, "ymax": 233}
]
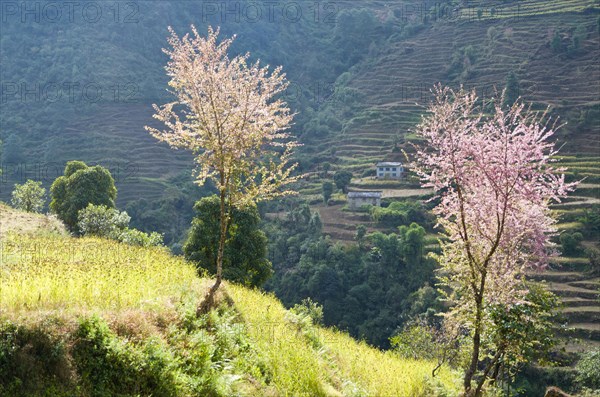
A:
[
  {"xmin": 1, "ymin": 0, "xmax": 598, "ymax": 247},
  {"xmin": 0, "ymin": 205, "xmax": 460, "ymax": 397}
]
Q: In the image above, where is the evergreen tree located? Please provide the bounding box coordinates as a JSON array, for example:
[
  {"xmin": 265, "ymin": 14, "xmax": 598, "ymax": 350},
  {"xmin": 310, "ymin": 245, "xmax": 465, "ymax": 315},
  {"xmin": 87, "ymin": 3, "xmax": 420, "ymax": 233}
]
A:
[
  {"xmin": 503, "ymin": 71, "xmax": 520, "ymax": 108},
  {"xmin": 184, "ymin": 196, "xmax": 272, "ymax": 287},
  {"xmin": 50, "ymin": 161, "xmax": 117, "ymax": 232}
]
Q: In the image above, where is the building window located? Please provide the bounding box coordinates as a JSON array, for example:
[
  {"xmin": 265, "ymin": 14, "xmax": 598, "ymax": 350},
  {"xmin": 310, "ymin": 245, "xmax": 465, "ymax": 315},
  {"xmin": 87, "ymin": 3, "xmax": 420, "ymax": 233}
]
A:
[
  {"xmin": 386, "ymin": 167, "xmax": 390, "ymax": 171},
  {"xmin": 392, "ymin": 173, "xmax": 396, "ymax": 177},
  {"xmin": 392, "ymin": 168, "xmax": 396, "ymax": 171}
]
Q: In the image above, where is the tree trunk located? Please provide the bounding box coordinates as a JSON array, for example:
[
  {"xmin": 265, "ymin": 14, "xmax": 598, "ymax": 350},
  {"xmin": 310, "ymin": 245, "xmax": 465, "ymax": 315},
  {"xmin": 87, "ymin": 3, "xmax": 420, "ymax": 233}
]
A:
[
  {"xmin": 475, "ymin": 348, "xmax": 504, "ymax": 396},
  {"xmin": 464, "ymin": 294, "xmax": 483, "ymax": 397},
  {"xmin": 197, "ymin": 188, "xmax": 228, "ymax": 315}
]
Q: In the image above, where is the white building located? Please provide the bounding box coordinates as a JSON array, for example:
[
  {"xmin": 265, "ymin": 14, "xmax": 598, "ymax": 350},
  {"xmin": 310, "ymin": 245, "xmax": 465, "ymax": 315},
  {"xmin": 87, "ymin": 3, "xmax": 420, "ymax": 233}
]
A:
[
  {"xmin": 376, "ymin": 162, "xmax": 404, "ymax": 179},
  {"xmin": 347, "ymin": 191, "xmax": 382, "ymax": 209}
]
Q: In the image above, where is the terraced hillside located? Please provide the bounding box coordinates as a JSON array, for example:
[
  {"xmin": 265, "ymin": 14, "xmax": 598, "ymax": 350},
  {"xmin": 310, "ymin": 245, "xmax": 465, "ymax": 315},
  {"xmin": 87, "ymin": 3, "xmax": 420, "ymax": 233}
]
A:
[
  {"xmin": 301, "ymin": 0, "xmax": 600, "ymax": 348},
  {"xmin": 314, "ymin": 158, "xmax": 600, "ymax": 351},
  {"xmin": 548, "ymin": 156, "xmax": 600, "ymax": 349},
  {"xmin": 58, "ymin": 104, "xmax": 194, "ymax": 205},
  {"xmin": 0, "ymin": 104, "xmax": 192, "ymax": 207},
  {"xmin": 321, "ymin": 1, "xmax": 599, "ymax": 168}
]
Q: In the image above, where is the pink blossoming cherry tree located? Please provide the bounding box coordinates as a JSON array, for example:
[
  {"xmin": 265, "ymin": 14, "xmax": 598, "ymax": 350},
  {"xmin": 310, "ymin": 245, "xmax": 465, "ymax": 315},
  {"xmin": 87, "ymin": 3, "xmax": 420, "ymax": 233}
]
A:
[{"xmin": 414, "ymin": 85, "xmax": 576, "ymax": 396}]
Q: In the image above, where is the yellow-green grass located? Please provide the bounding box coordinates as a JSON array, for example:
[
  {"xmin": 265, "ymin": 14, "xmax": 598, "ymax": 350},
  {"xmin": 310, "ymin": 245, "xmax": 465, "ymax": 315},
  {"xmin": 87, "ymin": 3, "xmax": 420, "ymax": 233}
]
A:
[
  {"xmin": 228, "ymin": 285, "xmax": 461, "ymax": 397},
  {"xmin": 549, "ymin": 256, "xmax": 590, "ymax": 265},
  {"xmin": 1, "ymin": 226, "xmax": 460, "ymax": 396},
  {"xmin": 0, "ymin": 233, "xmax": 200, "ymax": 313},
  {"xmin": 556, "ymin": 221, "xmax": 585, "ymax": 231}
]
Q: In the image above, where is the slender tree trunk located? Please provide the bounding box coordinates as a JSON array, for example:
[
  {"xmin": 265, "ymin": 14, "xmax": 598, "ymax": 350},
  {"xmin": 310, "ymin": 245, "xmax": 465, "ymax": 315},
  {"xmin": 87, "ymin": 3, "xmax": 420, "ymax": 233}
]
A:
[
  {"xmin": 474, "ymin": 348, "xmax": 503, "ymax": 396},
  {"xmin": 464, "ymin": 293, "xmax": 483, "ymax": 397},
  {"xmin": 215, "ymin": 188, "xmax": 227, "ymax": 286},
  {"xmin": 198, "ymin": 187, "xmax": 228, "ymax": 315},
  {"xmin": 489, "ymin": 359, "xmax": 502, "ymax": 387}
]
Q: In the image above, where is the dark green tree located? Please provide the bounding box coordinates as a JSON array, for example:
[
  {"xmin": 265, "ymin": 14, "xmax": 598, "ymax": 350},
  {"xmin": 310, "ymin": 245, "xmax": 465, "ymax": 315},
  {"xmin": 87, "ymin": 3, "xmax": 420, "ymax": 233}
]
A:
[
  {"xmin": 321, "ymin": 162, "xmax": 331, "ymax": 177},
  {"xmin": 184, "ymin": 196, "xmax": 272, "ymax": 287},
  {"xmin": 322, "ymin": 181, "xmax": 334, "ymax": 204},
  {"xmin": 580, "ymin": 205, "xmax": 600, "ymax": 237},
  {"xmin": 398, "ymin": 222, "xmax": 426, "ymax": 267},
  {"xmin": 503, "ymin": 71, "xmax": 520, "ymax": 108},
  {"xmin": 355, "ymin": 224, "xmax": 367, "ymax": 248},
  {"xmin": 333, "ymin": 170, "xmax": 353, "ymax": 193},
  {"xmin": 551, "ymin": 31, "xmax": 563, "ymax": 53},
  {"xmin": 560, "ymin": 231, "xmax": 583, "ymax": 256},
  {"xmin": 49, "ymin": 161, "xmax": 117, "ymax": 232}
]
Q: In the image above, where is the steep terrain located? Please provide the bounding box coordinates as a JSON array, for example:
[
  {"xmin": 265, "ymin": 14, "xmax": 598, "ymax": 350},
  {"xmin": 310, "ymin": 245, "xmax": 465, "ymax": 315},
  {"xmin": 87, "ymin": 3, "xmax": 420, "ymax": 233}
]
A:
[
  {"xmin": 0, "ymin": 202, "xmax": 66, "ymax": 237},
  {"xmin": 0, "ymin": 205, "xmax": 460, "ymax": 396},
  {"xmin": 324, "ymin": 1, "xmax": 600, "ymax": 169},
  {"xmin": 0, "ymin": 0, "xmax": 598, "ymax": 374},
  {"xmin": 308, "ymin": 0, "xmax": 600, "ymax": 350}
]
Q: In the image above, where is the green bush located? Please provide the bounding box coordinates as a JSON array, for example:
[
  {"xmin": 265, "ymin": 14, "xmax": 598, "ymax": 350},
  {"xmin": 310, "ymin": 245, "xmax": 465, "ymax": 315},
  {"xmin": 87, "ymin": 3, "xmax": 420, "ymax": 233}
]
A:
[
  {"xmin": 560, "ymin": 231, "xmax": 584, "ymax": 256},
  {"xmin": 370, "ymin": 200, "xmax": 429, "ymax": 228},
  {"xmin": 116, "ymin": 228, "xmax": 163, "ymax": 247},
  {"xmin": 77, "ymin": 204, "xmax": 130, "ymax": 237},
  {"xmin": 11, "ymin": 180, "xmax": 46, "ymax": 213},
  {"xmin": 0, "ymin": 321, "xmax": 73, "ymax": 397},
  {"xmin": 579, "ymin": 206, "xmax": 600, "ymax": 238},
  {"xmin": 78, "ymin": 203, "xmax": 163, "ymax": 247},
  {"xmin": 576, "ymin": 348, "xmax": 600, "ymax": 391},
  {"xmin": 291, "ymin": 298, "xmax": 324, "ymax": 326},
  {"xmin": 73, "ymin": 316, "xmax": 179, "ymax": 397},
  {"xmin": 50, "ymin": 161, "xmax": 117, "ymax": 232},
  {"xmin": 390, "ymin": 322, "xmax": 438, "ymax": 360}
]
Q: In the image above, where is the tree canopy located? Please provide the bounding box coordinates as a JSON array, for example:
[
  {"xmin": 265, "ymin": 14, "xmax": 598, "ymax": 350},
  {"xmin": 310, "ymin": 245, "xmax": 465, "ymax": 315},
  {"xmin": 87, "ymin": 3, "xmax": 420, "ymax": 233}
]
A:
[
  {"xmin": 50, "ymin": 161, "xmax": 117, "ymax": 232},
  {"xmin": 333, "ymin": 170, "xmax": 353, "ymax": 193},
  {"xmin": 11, "ymin": 179, "xmax": 46, "ymax": 213}
]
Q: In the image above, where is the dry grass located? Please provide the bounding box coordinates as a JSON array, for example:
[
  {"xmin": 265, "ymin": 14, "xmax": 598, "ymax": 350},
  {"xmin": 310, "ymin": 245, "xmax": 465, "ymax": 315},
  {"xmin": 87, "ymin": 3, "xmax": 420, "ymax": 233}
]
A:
[{"xmin": 0, "ymin": 202, "xmax": 67, "ymax": 238}]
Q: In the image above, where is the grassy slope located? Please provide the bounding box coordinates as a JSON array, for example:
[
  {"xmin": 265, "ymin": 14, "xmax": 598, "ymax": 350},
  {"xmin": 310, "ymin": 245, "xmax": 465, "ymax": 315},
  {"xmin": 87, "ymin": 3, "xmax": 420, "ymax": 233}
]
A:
[{"xmin": 0, "ymin": 205, "xmax": 460, "ymax": 397}]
